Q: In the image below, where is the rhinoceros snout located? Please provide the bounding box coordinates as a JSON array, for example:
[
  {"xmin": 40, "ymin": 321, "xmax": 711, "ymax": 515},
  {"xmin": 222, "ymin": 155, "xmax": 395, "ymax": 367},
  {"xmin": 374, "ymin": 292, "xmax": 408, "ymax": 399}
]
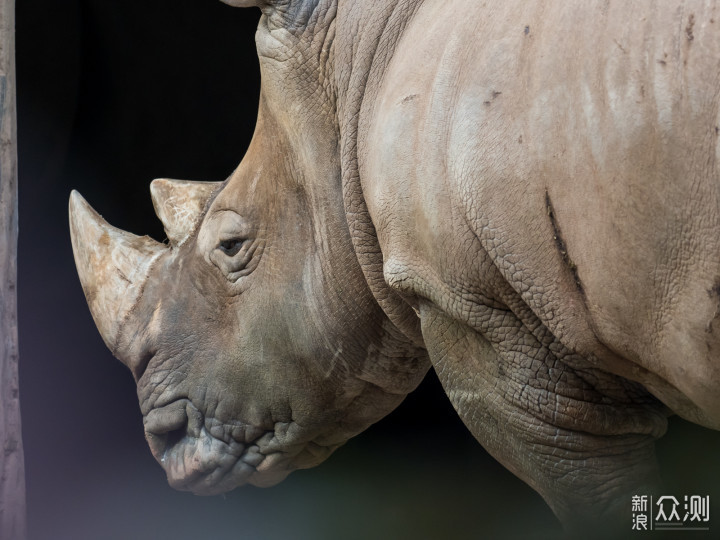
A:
[{"xmin": 142, "ymin": 399, "xmax": 274, "ymax": 494}]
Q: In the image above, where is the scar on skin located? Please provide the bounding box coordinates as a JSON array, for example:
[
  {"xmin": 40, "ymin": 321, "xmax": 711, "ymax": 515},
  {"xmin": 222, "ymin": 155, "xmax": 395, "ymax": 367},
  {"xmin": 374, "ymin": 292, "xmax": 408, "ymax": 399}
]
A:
[{"xmin": 545, "ymin": 190, "xmax": 585, "ymax": 297}]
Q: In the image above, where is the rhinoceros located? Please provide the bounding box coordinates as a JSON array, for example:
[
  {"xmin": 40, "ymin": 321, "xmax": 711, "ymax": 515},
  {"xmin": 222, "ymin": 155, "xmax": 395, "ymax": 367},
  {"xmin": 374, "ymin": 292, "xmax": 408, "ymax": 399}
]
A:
[{"xmin": 69, "ymin": 0, "xmax": 720, "ymax": 529}]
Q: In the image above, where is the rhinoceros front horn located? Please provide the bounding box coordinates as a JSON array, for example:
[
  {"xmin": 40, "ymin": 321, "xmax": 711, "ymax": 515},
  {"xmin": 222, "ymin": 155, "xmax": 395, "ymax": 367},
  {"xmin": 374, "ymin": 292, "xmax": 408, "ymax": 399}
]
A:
[
  {"xmin": 69, "ymin": 191, "xmax": 167, "ymax": 358},
  {"xmin": 150, "ymin": 178, "xmax": 222, "ymax": 246}
]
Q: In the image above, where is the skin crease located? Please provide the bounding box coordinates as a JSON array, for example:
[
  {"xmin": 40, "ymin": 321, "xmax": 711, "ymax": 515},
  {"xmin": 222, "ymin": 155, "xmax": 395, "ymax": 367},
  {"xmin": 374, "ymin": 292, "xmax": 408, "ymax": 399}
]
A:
[{"xmin": 69, "ymin": 0, "xmax": 720, "ymax": 532}]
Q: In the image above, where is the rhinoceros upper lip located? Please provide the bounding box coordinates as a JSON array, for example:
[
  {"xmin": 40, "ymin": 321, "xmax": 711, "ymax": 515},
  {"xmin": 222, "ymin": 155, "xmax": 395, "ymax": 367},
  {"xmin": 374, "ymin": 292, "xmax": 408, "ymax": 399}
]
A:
[
  {"xmin": 142, "ymin": 398, "xmax": 279, "ymax": 493},
  {"xmin": 142, "ymin": 400, "xmax": 339, "ymax": 494},
  {"xmin": 143, "ymin": 399, "xmax": 194, "ymax": 463},
  {"xmin": 144, "ymin": 399, "xmax": 188, "ymax": 435}
]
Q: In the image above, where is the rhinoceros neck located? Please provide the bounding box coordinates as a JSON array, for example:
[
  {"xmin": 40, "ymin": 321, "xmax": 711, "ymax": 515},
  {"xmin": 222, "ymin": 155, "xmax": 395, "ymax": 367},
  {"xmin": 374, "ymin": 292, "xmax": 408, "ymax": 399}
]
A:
[{"xmin": 334, "ymin": 0, "xmax": 426, "ymax": 346}]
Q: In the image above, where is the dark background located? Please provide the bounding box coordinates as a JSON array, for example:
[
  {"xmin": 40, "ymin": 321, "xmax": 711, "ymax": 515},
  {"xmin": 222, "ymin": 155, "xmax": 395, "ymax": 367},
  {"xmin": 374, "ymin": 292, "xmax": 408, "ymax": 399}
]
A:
[{"xmin": 15, "ymin": 1, "xmax": 720, "ymax": 539}]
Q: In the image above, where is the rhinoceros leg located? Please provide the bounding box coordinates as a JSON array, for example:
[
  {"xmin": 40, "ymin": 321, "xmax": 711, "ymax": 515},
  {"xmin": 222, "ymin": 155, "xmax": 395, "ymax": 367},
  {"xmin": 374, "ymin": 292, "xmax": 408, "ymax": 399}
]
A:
[{"xmin": 419, "ymin": 302, "xmax": 668, "ymax": 530}]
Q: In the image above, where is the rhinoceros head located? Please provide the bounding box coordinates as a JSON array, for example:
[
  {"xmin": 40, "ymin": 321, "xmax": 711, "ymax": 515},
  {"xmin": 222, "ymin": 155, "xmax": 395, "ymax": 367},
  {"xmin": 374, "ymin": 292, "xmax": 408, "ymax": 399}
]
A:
[
  {"xmin": 69, "ymin": 3, "xmax": 429, "ymax": 492},
  {"xmin": 69, "ymin": 163, "xmax": 426, "ymax": 493}
]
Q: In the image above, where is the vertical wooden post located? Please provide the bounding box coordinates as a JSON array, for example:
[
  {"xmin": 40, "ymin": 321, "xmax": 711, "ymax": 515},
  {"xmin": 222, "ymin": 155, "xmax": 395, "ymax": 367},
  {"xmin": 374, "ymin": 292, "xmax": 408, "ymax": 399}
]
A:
[{"xmin": 0, "ymin": 0, "xmax": 24, "ymax": 538}]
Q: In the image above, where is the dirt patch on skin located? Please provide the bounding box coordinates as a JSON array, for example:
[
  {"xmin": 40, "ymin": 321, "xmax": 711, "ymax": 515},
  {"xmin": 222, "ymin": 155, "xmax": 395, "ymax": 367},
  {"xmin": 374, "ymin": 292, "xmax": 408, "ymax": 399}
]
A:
[
  {"xmin": 706, "ymin": 277, "xmax": 720, "ymax": 299},
  {"xmin": 483, "ymin": 90, "xmax": 502, "ymax": 106},
  {"xmin": 686, "ymin": 13, "xmax": 695, "ymax": 41},
  {"xmin": 704, "ymin": 277, "xmax": 720, "ymax": 333}
]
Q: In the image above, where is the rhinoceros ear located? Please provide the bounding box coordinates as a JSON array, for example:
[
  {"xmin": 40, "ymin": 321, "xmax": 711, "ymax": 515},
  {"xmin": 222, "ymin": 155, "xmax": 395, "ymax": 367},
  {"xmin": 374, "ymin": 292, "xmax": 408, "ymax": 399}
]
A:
[
  {"xmin": 150, "ymin": 179, "xmax": 222, "ymax": 246},
  {"xmin": 69, "ymin": 191, "xmax": 167, "ymax": 358}
]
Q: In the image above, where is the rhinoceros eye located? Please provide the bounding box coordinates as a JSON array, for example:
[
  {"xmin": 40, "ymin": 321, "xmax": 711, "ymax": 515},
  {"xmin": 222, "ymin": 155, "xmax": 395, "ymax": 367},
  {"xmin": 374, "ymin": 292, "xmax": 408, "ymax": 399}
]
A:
[
  {"xmin": 210, "ymin": 235, "xmax": 262, "ymax": 283},
  {"xmin": 218, "ymin": 238, "xmax": 245, "ymax": 257},
  {"xmin": 200, "ymin": 210, "xmax": 262, "ymax": 283}
]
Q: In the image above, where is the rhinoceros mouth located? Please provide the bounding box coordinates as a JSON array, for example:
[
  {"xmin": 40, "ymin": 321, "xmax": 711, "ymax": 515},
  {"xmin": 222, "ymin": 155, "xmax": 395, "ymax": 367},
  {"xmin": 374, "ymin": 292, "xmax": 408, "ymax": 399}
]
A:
[{"xmin": 143, "ymin": 399, "xmax": 292, "ymax": 494}]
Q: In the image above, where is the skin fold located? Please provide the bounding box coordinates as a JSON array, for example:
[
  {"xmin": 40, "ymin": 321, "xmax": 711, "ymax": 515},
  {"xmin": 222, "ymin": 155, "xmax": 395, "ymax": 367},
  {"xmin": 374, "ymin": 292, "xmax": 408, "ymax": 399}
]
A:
[{"xmin": 69, "ymin": 0, "xmax": 720, "ymax": 530}]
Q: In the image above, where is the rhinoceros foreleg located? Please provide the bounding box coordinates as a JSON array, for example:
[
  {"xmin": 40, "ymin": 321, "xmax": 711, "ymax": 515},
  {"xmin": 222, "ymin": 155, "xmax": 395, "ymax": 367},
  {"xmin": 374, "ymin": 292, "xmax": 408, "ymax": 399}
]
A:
[{"xmin": 419, "ymin": 302, "xmax": 668, "ymax": 530}]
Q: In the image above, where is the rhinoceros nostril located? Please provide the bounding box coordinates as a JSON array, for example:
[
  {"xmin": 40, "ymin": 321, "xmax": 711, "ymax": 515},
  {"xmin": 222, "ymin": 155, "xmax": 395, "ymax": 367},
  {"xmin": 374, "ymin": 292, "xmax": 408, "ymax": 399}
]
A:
[
  {"xmin": 132, "ymin": 350, "xmax": 156, "ymax": 382},
  {"xmin": 164, "ymin": 425, "xmax": 186, "ymax": 451}
]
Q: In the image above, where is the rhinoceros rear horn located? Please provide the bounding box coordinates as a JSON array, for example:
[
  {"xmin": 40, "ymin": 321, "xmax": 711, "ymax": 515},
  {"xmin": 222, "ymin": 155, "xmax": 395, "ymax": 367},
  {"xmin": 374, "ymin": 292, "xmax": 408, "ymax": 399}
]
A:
[
  {"xmin": 150, "ymin": 179, "xmax": 222, "ymax": 246},
  {"xmin": 69, "ymin": 190, "xmax": 167, "ymax": 358}
]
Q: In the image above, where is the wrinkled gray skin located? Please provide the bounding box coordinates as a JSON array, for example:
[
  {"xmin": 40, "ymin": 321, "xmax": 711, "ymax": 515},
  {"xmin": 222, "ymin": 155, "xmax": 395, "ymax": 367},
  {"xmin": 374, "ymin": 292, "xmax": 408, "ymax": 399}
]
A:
[{"xmin": 70, "ymin": 0, "xmax": 720, "ymax": 530}]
